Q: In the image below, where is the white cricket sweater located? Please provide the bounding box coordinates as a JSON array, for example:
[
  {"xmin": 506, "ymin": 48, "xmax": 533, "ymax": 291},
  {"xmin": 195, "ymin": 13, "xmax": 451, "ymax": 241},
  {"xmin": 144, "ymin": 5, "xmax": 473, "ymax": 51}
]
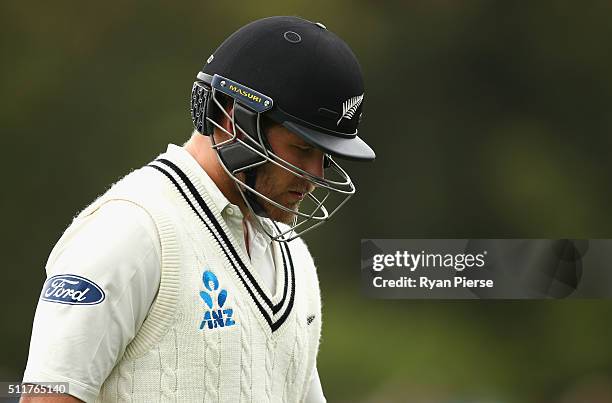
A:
[{"xmin": 77, "ymin": 151, "xmax": 323, "ymax": 402}]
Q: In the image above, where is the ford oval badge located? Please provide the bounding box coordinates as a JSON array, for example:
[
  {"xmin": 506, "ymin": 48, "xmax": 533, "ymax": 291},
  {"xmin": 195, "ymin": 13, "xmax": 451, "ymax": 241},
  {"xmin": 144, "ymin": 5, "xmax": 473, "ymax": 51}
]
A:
[{"xmin": 41, "ymin": 274, "xmax": 105, "ymax": 305}]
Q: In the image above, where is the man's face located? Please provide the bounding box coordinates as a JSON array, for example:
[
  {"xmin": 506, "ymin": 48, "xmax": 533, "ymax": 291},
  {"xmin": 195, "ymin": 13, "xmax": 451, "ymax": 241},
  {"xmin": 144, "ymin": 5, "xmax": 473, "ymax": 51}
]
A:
[{"xmin": 253, "ymin": 125, "xmax": 325, "ymax": 224}]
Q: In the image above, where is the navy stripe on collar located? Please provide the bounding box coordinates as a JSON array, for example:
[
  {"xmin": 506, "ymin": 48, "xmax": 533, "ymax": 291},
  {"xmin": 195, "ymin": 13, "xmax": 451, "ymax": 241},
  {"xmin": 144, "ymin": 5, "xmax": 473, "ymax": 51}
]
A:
[
  {"xmin": 155, "ymin": 158, "xmax": 291, "ymax": 314},
  {"xmin": 147, "ymin": 160, "xmax": 295, "ymax": 332}
]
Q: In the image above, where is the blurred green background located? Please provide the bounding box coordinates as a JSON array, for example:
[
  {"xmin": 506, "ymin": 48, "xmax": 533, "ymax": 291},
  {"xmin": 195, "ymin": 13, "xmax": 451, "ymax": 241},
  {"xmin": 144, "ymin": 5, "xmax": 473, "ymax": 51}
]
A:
[{"xmin": 2, "ymin": 1, "xmax": 612, "ymax": 402}]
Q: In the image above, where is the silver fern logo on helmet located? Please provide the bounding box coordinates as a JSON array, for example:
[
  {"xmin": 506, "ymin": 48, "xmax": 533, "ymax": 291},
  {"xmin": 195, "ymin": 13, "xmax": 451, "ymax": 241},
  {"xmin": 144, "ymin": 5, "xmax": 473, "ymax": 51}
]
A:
[{"xmin": 337, "ymin": 94, "xmax": 364, "ymax": 126}]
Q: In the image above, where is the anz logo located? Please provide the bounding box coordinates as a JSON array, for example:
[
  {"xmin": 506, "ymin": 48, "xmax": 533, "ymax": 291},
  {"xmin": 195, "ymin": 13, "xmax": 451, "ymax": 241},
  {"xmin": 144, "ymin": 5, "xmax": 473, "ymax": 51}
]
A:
[{"xmin": 199, "ymin": 270, "xmax": 236, "ymax": 330}]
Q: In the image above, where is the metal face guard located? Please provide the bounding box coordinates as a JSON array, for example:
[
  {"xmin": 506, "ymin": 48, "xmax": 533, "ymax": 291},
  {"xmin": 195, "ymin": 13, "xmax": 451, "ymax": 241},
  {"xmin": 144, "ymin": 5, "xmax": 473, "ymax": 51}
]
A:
[{"xmin": 205, "ymin": 74, "xmax": 356, "ymax": 242}]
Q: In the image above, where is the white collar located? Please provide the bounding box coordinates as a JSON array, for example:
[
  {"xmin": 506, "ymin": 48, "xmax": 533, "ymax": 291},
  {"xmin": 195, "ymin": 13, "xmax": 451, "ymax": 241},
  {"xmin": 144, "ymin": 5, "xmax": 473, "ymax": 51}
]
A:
[
  {"xmin": 164, "ymin": 144, "xmax": 231, "ymax": 214},
  {"xmin": 164, "ymin": 144, "xmax": 275, "ymax": 237}
]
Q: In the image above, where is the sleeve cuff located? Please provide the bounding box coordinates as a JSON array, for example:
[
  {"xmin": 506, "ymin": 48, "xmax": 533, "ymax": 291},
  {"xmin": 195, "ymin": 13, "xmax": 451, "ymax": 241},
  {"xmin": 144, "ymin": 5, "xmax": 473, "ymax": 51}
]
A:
[{"xmin": 22, "ymin": 369, "xmax": 99, "ymax": 403}]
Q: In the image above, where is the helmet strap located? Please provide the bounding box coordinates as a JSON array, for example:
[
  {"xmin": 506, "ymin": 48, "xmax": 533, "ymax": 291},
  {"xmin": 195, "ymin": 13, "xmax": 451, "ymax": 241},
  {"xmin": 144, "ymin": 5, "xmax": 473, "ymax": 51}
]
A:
[{"xmin": 244, "ymin": 168, "xmax": 267, "ymax": 216}]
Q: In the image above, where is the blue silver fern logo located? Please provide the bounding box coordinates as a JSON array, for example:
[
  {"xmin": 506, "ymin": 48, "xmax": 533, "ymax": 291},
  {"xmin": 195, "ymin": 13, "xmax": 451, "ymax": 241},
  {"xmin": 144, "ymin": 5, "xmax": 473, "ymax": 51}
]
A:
[{"xmin": 199, "ymin": 270, "xmax": 236, "ymax": 330}]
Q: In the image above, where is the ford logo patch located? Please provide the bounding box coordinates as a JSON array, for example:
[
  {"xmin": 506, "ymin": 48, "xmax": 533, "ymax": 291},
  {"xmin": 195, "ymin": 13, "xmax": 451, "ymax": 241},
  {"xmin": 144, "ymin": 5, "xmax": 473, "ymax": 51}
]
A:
[{"xmin": 41, "ymin": 274, "xmax": 105, "ymax": 305}]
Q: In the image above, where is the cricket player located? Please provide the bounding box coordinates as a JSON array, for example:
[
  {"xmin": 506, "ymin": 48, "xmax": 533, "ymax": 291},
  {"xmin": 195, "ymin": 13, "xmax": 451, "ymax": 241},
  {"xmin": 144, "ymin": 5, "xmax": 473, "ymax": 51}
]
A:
[{"xmin": 22, "ymin": 16, "xmax": 375, "ymax": 402}]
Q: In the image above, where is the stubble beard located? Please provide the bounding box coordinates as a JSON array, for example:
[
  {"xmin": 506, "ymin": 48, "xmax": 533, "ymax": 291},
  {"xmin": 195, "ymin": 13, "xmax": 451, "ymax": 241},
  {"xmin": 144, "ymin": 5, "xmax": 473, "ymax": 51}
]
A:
[
  {"xmin": 252, "ymin": 187, "xmax": 300, "ymax": 224},
  {"xmin": 252, "ymin": 168, "xmax": 301, "ymax": 225},
  {"xmin": 264, "ymin": 199, "xmax": 300, "ymax": 224}
]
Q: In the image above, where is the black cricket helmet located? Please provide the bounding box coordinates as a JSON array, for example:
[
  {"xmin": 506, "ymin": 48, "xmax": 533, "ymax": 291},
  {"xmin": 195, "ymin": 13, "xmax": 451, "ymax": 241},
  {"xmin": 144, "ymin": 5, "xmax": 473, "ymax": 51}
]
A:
[{"xmin": 190, "ymin": 16, "xmax": 375, "ymax": 242}]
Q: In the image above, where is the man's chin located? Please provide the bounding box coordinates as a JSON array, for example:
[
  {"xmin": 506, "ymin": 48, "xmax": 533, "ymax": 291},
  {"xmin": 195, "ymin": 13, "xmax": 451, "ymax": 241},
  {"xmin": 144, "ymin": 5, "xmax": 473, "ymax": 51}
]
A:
[
  {"xmin": 266, "ymin": 206, "xmax": 298, "ymax": 224},
  {"xmin": 262, "ymin": 201, "xmax": 299, "ymax": 224}
]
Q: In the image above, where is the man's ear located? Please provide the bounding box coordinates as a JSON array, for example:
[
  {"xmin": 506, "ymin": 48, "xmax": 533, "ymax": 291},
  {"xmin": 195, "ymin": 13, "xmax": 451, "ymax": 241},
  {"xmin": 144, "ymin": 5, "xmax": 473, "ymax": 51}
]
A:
[
  {"xmin": 223, "ymin": 103, "xmax": 234, "ymax": 133},
  {"xmin": 214, "ymin": 102, "xmax": 235, "ymax": 142}
]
